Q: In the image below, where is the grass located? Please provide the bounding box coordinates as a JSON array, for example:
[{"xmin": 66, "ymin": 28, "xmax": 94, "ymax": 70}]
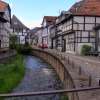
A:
[{"xmin": 0, "ymin": 54, "xmax": 25, "ymax": 94}]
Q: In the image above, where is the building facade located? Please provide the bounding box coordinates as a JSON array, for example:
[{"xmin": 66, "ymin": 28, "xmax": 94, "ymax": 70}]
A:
[
  {"xmin": 11, "ymin": 15, "xmax": 29, "ymax": 44},
  {"xmin": 51, "ymin": 0, "xmax": 100, "ymax": 54},
  {"xmin": 42, "ymin": 16, "xmax": 57, "ymax": 48},
  {"xmin": 29, "ymin": 27, "xmax": 43, "ymax": 47},
  {"xmin": 0, "ymin": 1, "xmax": 11, "ymax": 50}
]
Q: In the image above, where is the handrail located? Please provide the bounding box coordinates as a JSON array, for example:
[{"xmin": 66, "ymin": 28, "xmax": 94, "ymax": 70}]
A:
[{"xmin": 1, "ymin": 87, "xmax": 100, "ymax": 97}]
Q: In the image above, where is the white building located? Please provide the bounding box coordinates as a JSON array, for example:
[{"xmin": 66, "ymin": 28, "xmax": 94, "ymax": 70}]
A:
[
  {"xmin": 42, "ymin": 16, "xmax": 57, "ymax": 48},
  {"xmin": 30, "ymin": 27, "xmax": 43, "ymax": 47},
  {"xmin": 11, "ymin": 15, "xmax": 30, "ymax": 44},
  {"xmin": 51, "ymin": 0, "xmax": 100, "ymax": 54},
  {"xmin": 0, "ymin": 1, "xmax": 11, "ymax": 51}
]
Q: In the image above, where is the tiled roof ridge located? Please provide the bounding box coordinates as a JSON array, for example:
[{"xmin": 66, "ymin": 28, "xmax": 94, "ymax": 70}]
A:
[
  {"xmin": 12, "ymin": 15, "xmax": 29, "ymax": 29},
  {"xmin": 69, "ymin": 0, "xmax": 100, "ymax": 16},
  {"xmin": 0, "ymin": 0, "xmax": 9, "ymax": 12}
]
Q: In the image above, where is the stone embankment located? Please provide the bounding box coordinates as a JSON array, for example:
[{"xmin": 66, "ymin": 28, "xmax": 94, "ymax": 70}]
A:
[
  {"xmin": 0, "ymin": 50, "xmax": 16, "ymax": 63},
  {"xmin": 32, "ymin": 48, "xmax": 100, "ymax": 100}
]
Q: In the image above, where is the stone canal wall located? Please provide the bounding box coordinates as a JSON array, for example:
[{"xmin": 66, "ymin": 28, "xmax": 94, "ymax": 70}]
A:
[
  {"xmin": 32, "ymin": 48, "xmax": 79, "ymax": 100},
  {"xmin": 0, "ymin": 50, "xmax": 16, "ymax": 63}
]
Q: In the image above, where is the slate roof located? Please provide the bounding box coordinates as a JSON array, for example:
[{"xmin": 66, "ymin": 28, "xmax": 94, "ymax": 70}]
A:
[
  {"xmin": 69, "ymin": 0, "xmax": 100, "ymax": 16},
  {"xmin": 11, "ymin": 15, "xmax": 29, "ymax": 29}
]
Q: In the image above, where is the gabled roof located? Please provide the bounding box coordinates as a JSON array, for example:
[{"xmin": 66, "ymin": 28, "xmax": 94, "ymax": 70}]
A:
[
  {"xmin": 30, "ymin": 27, "xmax": 43, "ymax": 34},
  {"xmin": 69, "ymin": 0, "xmax": 100, "ymax": 16},
  {"xmin": 30, "ymin": 27, "xmax": 41, "ymax": 34},
  {"xmin": 0, "ymin": 0, "xmax": 10, "ymax": 12},
  {"xmin": 42, "ymin": 16, "xmax": 57, "ymax": 26},
  {"xmin": 11, "ymin": 15, "xmax": 29, "ymax": 29}
]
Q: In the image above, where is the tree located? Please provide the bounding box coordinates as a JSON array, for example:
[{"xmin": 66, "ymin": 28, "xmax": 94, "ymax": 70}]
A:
[{"xmin": 9, "ymin": 34, "xmax": 18, "ymax": 49}]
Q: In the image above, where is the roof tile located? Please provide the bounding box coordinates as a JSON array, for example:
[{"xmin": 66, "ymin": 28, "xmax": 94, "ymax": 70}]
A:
[{"xmin": 70, "ymin": 0, "xmax": 100, "ymax": 16}]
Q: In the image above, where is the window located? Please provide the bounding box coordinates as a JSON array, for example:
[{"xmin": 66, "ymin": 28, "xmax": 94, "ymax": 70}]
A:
[
  {"xmin": 82, "ymin": 38, "xmax": 88, "ymax": 42},
  {"xmin": 78, "ymin": 24, "xmax": 84, "ymax": 30},
  {"xmin": 85, "ymin": 24, "xmax": 95, "ymax": 30},
  {"xmin": 73, "ymin": 24, "xmax": 78, "ymax": 30},
  {"xmin": 96, "ymin": 17, "xmax": 100, "ymax": 23},
  {"xmin": 82, "ymin": 31, "xmax": 89, "ymax": 37},
  {"xmin": 90, "ymin": 38, "xmax": 95, "ymax": 43},
  {"xmin": 77, "ymin": 38, "xmax": 80, "ymax": 42},
  {"xmin": 85, "ymin": 17, "xmax": 95, "ymax": 23},
  {"xmin": 90, "ymin": 32, "xmax": 95, "ymax": 37},
  {"xmin": 74, "ymin": 16, "xmax": 84, "ymax": 23}
]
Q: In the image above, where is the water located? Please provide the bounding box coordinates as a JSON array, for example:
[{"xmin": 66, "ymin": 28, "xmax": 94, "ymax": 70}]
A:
[{"xmin": 5, "ymin": 56, "xmax": 63, "ymax": 100}]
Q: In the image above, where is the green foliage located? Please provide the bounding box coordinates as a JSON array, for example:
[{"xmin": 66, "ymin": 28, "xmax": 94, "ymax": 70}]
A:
[
  {"xmin": 9, "ymin": 35, "xmax": 18, "ymax": 49},
  {"xmin": 16, "ymin": 43, "xmax": 32, "ymax": 55},
  {"xmin": 81, "ymin": 45, "xmax": 92, "ymax": 55},
  {"xmin": 60, "ymin": 95, "xmax": 69, "ymax": 100},
  {"xmin": 10, "ymin": 35, "xmax": 32, "ymax": 55},
  {"xmin": 0, "ymin": 55, "xmax": 25, "ymax": 93}
]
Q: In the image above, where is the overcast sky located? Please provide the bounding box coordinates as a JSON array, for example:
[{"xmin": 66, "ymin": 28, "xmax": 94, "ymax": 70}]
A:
[{"xmin": 3, "ymin": 0, "xmax": 80, "ymax": 29}]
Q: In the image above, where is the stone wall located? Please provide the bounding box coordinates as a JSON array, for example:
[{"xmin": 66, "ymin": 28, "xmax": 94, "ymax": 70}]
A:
[
  {"xmin": 0, "ymin": 50, "xmax": 16, "ymax": 63},
  {"xmin": 32, "ymin": 48, "xmax": 79, "ymax": 100}
]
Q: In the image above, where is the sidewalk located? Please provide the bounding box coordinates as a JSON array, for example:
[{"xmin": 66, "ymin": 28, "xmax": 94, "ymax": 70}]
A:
[{"xmin": 45, "ymin": 49, "xmax": 100, "ymax": 100}]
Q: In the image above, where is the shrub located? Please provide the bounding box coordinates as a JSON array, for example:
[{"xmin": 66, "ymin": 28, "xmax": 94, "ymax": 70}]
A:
[
  {"xmin": 60, "ymin": 95, "xmax": 69, "ymax": 100},
  {"xmin": 9, "ymin": 35, "xmax": 17, "ymax": 49},
  {"xmin": 81, "ymin": 45, "xmax": 92, "ymax": 55},
  {"xmin": 17, "ymin": 43, "xmax": 32, "ymax": 55}
]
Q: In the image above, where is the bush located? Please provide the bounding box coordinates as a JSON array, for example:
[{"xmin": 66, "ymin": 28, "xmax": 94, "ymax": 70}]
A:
[
  {"xmin": 60, "ymin": 95, "xmax": 69, "ymax": 100},
  {"xmin": 16, "ymin": 43, "xmax": 32, "ymax": 55},
  {"xmin": 81, "ymin": 45, "xmax": 92, "ymax": 55},
  {"xmin": 9, "ymin": 35, "xmax": 17, "ymax": 49}
]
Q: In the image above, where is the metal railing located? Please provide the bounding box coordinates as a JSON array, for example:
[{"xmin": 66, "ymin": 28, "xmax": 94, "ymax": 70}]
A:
[{"xmin": 0, "ymin": 87, "xmax": 100, "ymax": 97}]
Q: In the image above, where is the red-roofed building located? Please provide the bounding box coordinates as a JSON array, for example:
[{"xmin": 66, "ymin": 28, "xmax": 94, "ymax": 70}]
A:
[
  {"xmin": 51, "ymin": 0, "xmax": 100, "ymax": 54},
  {"xmin": 0, "ymin": 0, "xmax": 11, "ymax": 51},
  {"xmin": 41, "ymin": 16, "xmax": 57, "ymax": 48}
]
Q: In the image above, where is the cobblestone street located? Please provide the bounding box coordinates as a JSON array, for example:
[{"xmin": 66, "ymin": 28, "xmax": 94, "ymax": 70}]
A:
[{"xmin": 5, "ymin": 56, "xmax": 63, "ymax": 100}]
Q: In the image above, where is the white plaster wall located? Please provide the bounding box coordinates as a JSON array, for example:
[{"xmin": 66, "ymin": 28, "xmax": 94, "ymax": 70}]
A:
[
  {"xmin": 85, "ymin": 17, "xmax": 95, "ymax": 23},
  {"xmin": 74, "ymin": 16, "xmax": 84, "ymax": 23},
  {"xmin": 85, "ymin": 24, "xmax": 95, "ymax": 30},
  {"xmin": 82, "ymin": 31, "xmax": 89, "ymax": 37},
  {"xmin": 96, "ymin": 17, "xmax": 100, "ymax": 23},
  {"xmin": 98, "ymin": 30, "xmax": 100, "ymax": 51},
  {"xmin": 42, "ymin": 28, "xmax": 48, "ymax": 37},
  {"xmin": 78, "ymin": 24, "xmax": 84, "ymax": 30},
  {"xmin": 73, "ymin": 24, "xmax": 78, "ymax": 30},
  {"xmin": 37, "ymin": 30, "xmax": 42, "ymax": 46},
  {"xmin": 20, "ymin": 36, "xmax": 25, "ymax": 44}
]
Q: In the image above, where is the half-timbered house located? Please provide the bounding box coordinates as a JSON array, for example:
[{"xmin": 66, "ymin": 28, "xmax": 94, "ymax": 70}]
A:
[
  {"xmin": 11, "ymin": 15, "xmax": 29, "ymax": 44},
  {"xmin": 42, "ymin": 16, "xmax": 57, "ymax": 48},
  {"xmin": 51, "ymin": 0, "xmax": 100, "ymax": 54},
  {"xmin": 0, "ymin": 1, "xmax": 11, "ymax": 51}
]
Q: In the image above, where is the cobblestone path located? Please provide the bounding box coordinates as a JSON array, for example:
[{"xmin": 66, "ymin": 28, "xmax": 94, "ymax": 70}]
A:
[{"xmin": 5, "ymin": 56, "xmax": 62, "ymax": 100}]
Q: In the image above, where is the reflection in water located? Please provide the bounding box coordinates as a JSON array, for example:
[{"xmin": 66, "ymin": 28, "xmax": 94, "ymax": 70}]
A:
[
  {"xmin": 24, "ymin": 56, "xmax": 49, "ymax": 69},
  {"xmin": 5, "ymin": 56, "xmax": 63, "ymax": 100}
]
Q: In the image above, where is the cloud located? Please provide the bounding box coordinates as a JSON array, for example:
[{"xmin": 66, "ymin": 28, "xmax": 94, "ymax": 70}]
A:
[
  {"xmin": 25, "ymin": 20, "xmax": 42, "ymax": 29},
  {"xmin": 19, "ymin": 18, "xmax": 42, "ymax": 29}
]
